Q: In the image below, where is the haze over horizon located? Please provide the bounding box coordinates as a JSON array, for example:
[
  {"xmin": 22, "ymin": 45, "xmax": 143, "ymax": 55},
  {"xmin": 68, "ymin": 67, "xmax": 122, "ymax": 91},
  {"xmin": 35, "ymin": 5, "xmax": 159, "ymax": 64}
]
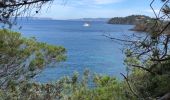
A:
[{"xmin": 34, "ymin": 0, "xmax": 162, "ymax": 20}]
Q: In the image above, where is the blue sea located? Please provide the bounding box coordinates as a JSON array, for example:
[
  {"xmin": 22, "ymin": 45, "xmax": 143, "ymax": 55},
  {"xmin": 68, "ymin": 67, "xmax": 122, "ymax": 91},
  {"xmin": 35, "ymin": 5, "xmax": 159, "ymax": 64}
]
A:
[{"xmin": 15, "ymin": 19, "xmax": 136, "ymax": 82}]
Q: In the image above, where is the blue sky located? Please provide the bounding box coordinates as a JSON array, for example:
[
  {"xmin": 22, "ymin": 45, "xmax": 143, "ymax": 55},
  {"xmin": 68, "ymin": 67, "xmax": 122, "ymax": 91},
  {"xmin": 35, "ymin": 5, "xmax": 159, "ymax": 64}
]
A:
[{"xmin": 36, "ymin": 0, "xmax": 162, "ymax": 19}]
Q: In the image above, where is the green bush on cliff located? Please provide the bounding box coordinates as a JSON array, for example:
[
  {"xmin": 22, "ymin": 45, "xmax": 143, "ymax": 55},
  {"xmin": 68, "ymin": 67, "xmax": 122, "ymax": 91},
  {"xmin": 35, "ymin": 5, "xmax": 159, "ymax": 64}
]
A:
[{"xmin": 0, "ymin": 29, "xmax": 66, "ymax": 89}]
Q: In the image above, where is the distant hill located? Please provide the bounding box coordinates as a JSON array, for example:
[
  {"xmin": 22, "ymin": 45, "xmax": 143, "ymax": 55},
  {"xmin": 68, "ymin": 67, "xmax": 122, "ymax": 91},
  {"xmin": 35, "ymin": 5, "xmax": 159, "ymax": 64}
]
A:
[
  {"xmin": 17, "ymin": 17, "xmax": 53, "ymax": 20},
  {"xmin": 68, "ymin": 18, "xmax": 110, "ymax": 22},
  {"xmin": 108, "ymin": 15, "xmax": 152, "ymax": 25}
]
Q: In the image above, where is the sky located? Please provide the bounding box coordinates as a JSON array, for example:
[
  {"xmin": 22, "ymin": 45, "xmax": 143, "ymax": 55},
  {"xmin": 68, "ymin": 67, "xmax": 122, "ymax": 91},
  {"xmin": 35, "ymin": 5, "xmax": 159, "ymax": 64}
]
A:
[{"xmin": 35, "ymin": 0, "xmax": 162, "ymax": 19}]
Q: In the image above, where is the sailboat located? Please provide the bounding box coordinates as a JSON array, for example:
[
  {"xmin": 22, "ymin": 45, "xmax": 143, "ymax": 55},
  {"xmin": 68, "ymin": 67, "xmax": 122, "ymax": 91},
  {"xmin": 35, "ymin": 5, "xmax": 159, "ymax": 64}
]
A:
[{"xmin": 83, "ymin": 22, "xmax": 90, "ymax": 27}]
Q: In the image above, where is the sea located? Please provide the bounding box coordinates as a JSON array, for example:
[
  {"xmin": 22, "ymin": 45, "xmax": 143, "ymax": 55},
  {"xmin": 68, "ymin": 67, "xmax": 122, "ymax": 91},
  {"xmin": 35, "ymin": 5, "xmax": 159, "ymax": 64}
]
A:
[{"xmin": 13, "ymin": 19, "xmax": 138, "ymax": 83}]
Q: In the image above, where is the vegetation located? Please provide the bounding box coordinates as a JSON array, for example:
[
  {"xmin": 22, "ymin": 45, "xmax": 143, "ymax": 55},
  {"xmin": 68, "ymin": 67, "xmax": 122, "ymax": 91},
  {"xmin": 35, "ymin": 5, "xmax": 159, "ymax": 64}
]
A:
[
  {"xmin": 108, "ymin": 15, "xmax": 152, "ymax": 25},
  {"xmin": 1, "ymin": 0, "xmax": 170, "ymax": 100},
  {"xmin": 131, "ymin": 20, "xmax": 155, "ymax": 32},
  {"xmin": 0, "ymin": 0, "xmax": 53, "ymax": 28},
  {"xmin": 0, "ymin": 30, "xmax": 140, "ymax": 100},
  {"xmin": 0, "ymin": 29, "xmax": 66, "ymax": 89},
  {"xmin": 108, "ymin": 15, "xmax": 159, "ymax": 32},
  {"xmin": 0, "ymin": 69, "xmax": 135, "ymax": 100},
  {"xmin": 1, "ymin": 29, "xmax": 170, "ymax": 100},
  {"xmin": 106, "ymin": 0, "xmax": 170, "ymax": 99}
]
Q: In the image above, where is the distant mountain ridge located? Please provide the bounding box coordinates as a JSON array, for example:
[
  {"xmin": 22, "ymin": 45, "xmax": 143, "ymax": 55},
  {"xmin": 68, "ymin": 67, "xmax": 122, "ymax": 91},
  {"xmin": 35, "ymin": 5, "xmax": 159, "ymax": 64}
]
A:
[
  {"xmin": 16, "ymin": 17, "xmax": 53, "ymax": 20},
  {"xmin": 16, "ymin": 17, "xmax": 109, "ymax": 22},
  {"xmin": 108, "ymin": 15, "xmax": 152, "ymax": 25},
  {"xmin": 68, "ymin": 18, "xmax": 110, "ymax": 22}
]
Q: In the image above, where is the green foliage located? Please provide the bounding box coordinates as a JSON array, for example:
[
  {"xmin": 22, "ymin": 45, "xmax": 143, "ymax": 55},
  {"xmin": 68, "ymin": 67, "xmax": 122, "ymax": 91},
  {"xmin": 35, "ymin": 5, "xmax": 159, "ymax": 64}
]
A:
[
  {"xmin": 124, "ymin": 51, "xmax": 170, "ymax": 99},
  {"xmin": 0, "ymin": 70, "xmax": 136, "ymax": 100},
  {"xmin": 1, "ymin": 1, "xmax": 170, "ymax": 98},
  {"xmin": 59, "ymin": 71, "xmax": 135, "ymax": 100},
  {"xmin": 108, "ymin": 15, "xmax": 152, "ymax": 25},
  {"xmin": 0, "ymin": 81, "xmax": 64, "ymax": 100},
  {"xmin": 0, "ymin": 29, "xmax": 66, "ymax": 88},
  {"xmin": 127, "ymin": 69, "xmax": 170, "ymax": 99},
  {"xmin": 123, "ymin": 44, "xmax": 170, "ymax": 99}
]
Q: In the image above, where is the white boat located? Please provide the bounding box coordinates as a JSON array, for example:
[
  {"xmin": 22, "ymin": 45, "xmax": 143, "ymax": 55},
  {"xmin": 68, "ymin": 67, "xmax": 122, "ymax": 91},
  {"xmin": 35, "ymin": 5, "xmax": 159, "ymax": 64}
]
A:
[{"xmin": 83, "ymin": 22, "xmax": 90, "ymax": 27}]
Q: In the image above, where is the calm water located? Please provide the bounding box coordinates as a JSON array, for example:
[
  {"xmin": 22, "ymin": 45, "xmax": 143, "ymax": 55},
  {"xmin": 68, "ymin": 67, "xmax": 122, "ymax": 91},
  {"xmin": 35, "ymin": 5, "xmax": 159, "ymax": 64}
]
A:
[{"xmin": 16, "ymin": 20, "xmax": 135, "ymax": 82}]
